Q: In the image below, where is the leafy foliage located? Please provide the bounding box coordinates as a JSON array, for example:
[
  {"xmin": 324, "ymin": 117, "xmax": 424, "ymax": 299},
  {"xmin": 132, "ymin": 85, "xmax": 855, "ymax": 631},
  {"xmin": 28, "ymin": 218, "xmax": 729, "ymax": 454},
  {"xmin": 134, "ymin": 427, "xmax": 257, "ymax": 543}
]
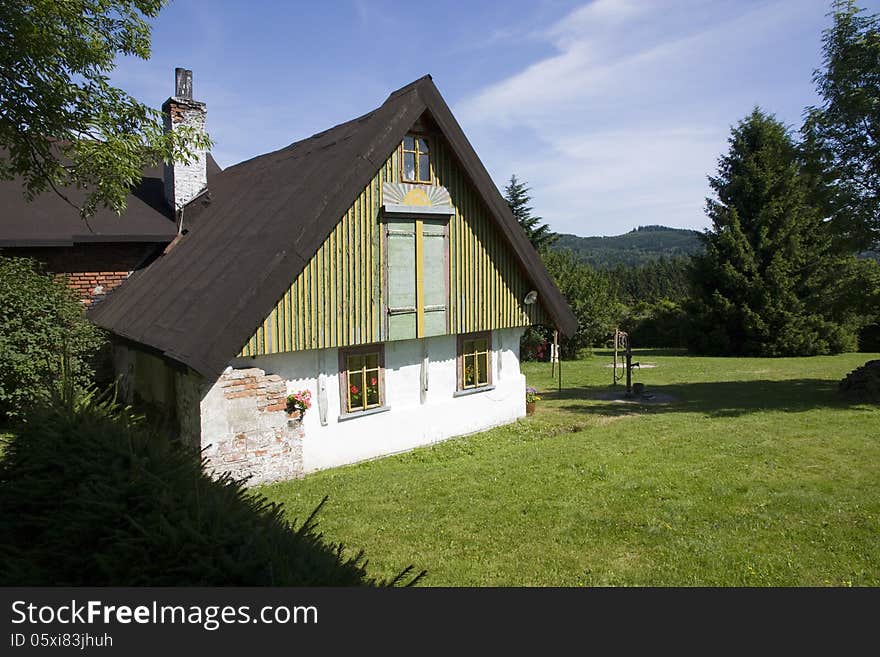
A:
[
  {"xmin": 802, "ymin": 0, "xmax": 880, "ymax": 250},
  {"xmin": 520, "ymin": 326, "xmax": 554, "ymax": 362},
  {"xmin": 619, "ymin": 299, "xmax": 689, "ymax": 348},
  {"xmin": 848, "ymin": 257, "xmax": 880, "ymax": 350},
  {"xmin": 688, "ymin": 109, "xmax": 863, "ymax": 356},
  {"xmin": 541, "ymin": 250, "xmax": 620, "ymax": 357},
  {"xmin": 553, "ymin": 226, "xmax": 703, "ymax": 268},
  {"xmin": 504, "ymin": 174, "xmax": 557, "ymax": 251},
  {"xmin": 608, "ymin": 257, "xmax": 694, "ymax": 305},
  {"xmin": 0, "ymin": 257, "xmax": 105, "ymax": 420},
  {"xmin": 0, "ymin": 386, "xmax": 424, "ymax": 586},
  {"xmin": 0, "ymin": 0, "xmax": 212, "ymax": 217}
]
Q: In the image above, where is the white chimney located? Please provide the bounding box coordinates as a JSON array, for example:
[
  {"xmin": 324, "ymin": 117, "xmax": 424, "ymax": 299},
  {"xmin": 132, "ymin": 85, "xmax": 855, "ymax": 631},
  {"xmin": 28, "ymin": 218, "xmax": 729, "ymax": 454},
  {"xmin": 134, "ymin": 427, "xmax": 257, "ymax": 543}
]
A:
[{"xmin": 162, "ymin": 68, "xmax": 207, "ymax": 211}]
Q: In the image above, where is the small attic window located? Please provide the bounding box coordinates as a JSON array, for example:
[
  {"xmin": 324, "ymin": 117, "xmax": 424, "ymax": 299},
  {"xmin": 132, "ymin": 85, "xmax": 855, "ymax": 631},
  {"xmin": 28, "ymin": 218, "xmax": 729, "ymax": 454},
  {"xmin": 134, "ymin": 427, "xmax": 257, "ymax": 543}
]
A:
[{"xmin": 402, "ymin": 135, "xmax": 431, "ymax": 183}]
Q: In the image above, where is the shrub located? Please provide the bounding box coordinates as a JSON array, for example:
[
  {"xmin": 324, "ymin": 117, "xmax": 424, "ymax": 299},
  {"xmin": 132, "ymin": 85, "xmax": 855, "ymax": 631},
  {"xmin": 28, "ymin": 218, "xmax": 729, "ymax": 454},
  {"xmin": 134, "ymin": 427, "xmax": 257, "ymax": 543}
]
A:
[
  {"xmin": 542, "ymin": 250, "xmax": 620, "ymax": 357},
  {"xmin": 0, "ymin": 387, "xmax": 424, "ymax": 586},
  {"xmin": 0, "ymin": 256, "xmax": 105, "ymax": 420},
  {"xmin": 619, "ymin": 299, "xmax": 688, "ymax": 348},
  {"xmin": 520, "ymin": 326, "xmax": 552, "ymax": 362}
]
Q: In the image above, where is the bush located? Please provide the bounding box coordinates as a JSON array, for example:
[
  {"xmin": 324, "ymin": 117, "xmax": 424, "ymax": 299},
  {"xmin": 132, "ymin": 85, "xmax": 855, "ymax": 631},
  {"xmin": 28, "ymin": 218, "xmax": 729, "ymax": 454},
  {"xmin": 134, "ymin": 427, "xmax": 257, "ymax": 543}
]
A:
[
  {"xmin": 0, "ymin": 257, "xmax": 105, "ymax": 420},
  {"xmin": 543, "ymin": 250, "xmax": 620, "ymax": 357},
  {"xmin": 0, "ymin": 388, "xmax": 424, "ymax": 586},
  {"xmin": 520, "ymin": 326, "xmax": 551, "ymax": 362},
  {"xmin": 619, "ymin": 299, "xmax": 688, "ymax": 348}
]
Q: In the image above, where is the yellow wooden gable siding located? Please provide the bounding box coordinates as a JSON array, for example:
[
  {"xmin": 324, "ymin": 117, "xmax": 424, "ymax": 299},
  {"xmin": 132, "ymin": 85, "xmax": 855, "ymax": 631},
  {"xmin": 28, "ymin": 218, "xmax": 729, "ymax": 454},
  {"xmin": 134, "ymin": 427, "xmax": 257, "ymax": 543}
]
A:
[
  {"xmin": 239, "ymin": 138, "xmax": 548, "ymax": 357},
  {"xmin": 432, "ymin": 140, "xmax": 549, "ymax": 335}
]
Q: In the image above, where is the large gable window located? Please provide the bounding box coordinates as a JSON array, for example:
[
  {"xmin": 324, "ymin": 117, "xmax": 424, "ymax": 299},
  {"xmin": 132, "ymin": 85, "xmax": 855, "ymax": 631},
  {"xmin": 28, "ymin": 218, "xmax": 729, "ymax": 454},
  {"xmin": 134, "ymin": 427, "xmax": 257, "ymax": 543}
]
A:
[
  {"xmin": 402, "ymin": 135, "xmax": 431, "ymax": 183},
  {"xmin": 339, "ymin": 345, "xmax": 385, "ymax": 415}
]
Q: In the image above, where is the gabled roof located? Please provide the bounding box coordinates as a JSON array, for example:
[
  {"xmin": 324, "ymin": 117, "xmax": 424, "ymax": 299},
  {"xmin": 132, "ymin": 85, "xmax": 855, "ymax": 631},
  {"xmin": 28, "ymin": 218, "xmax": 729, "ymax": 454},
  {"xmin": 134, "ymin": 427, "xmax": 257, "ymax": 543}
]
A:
[
  {"xmin": 0, "ymin": 154, "xmax": 222, "ymax": 246},
  {"xmin": 90, "ymin": 76, "xmax": 576, "ymax": 378}
]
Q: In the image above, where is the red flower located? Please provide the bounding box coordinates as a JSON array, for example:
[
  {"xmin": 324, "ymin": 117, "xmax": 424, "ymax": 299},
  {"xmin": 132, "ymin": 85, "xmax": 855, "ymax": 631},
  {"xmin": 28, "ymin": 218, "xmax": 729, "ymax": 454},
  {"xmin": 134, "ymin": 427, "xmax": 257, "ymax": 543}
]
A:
[
  {"xmin": 350, "ymin": 385, "xmax": 359, "ymax": 395},
  {"xmin": 370, "ymin": 377, "xmax": 378, "ymax": 386}
]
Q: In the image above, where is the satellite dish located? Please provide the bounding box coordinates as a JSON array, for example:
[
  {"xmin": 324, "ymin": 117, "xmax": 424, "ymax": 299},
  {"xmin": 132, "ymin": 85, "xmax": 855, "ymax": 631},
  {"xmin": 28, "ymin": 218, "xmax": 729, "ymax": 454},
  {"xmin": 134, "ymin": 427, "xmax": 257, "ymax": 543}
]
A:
[{"xmin": 524, "ymin": 290, "xmax": 538, "ymax": 305}]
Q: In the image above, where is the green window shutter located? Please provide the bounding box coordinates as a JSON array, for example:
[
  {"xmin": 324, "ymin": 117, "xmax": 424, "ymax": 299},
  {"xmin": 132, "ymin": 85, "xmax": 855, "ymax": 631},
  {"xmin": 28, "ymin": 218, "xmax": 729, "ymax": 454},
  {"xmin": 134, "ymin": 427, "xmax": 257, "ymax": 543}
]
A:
[
  {"xmin": 422, "ymin": 218, "xmax": 448, "ymax": 337},
  {"xmin": 386, "ymin": 218, "xmax": 417, "ymax": 341}
]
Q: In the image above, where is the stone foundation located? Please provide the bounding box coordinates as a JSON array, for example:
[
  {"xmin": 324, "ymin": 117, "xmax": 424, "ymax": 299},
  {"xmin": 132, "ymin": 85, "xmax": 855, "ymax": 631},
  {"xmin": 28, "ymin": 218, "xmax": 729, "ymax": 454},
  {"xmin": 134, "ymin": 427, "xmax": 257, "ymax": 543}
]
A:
[{"xmin": 200, "ymin": 367, "xmax": 304, "ymax": 486}]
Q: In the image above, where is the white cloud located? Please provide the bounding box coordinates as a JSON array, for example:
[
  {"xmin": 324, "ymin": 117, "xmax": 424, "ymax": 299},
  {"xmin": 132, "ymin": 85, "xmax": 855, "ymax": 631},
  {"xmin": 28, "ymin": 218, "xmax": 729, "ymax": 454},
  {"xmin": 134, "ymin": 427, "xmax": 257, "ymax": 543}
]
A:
[{"xmin": 455, "ymin": 0, "xmax": 827, "ymax": 236}]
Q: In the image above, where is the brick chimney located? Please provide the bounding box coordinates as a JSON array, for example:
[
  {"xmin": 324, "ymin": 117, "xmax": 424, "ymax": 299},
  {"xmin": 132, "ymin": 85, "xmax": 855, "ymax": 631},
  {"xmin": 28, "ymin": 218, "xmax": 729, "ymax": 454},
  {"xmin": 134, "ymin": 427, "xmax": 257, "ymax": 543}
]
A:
[{"xmin": 162, "ymin": 68, "xmax": 207, "ymax": 211}]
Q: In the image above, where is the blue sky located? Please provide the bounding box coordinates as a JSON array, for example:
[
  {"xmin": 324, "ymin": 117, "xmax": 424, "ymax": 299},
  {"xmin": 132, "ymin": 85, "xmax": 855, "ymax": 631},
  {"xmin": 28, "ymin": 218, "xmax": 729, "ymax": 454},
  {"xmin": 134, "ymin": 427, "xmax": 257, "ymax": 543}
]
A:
[{"xmin": 113, "ymin": 0, "xmax": 880, "ymax": 237}]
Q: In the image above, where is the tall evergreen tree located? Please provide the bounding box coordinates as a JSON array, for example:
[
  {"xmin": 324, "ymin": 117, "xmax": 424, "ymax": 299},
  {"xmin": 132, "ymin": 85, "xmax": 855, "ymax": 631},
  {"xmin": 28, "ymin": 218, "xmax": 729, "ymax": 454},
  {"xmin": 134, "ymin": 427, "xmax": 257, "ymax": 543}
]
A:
[
  {"xmin": 802, "ymin": 0, "xmax": 880, "ymax": 251},
  {"xmin": 504, "ymin": 174, "xmax": 557, "ymax": 251},
  {"xmin": 689, "ymin": 108, "xmax": 862, "ymax": 356}
]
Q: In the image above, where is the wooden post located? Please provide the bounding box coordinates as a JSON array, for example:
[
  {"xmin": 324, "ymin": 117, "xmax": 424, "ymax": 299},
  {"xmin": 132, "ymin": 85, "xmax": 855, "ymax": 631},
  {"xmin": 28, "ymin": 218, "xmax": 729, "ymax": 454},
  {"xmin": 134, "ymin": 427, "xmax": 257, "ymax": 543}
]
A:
[
  {"xmin": 625, "ymin": 337, "xmax": 632, "ymax": 396},
  {"xmin": 612, "ymin": 328, "xmax": 619, "ymax": 386},
  {"xmin": 558, "ymin": 343, "xmax": 562, "ymax": 393},
  {"xmin": 551, "ymin": 329, "xmax": 558, "ymax": 377}
]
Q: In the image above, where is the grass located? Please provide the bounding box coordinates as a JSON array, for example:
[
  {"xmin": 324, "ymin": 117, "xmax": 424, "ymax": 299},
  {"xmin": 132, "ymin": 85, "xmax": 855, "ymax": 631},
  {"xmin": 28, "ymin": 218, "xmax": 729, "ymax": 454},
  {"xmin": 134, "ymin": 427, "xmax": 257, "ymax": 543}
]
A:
[{"xmin": 261, "ymin": 350, "xmax": 880, "ymax": 586}]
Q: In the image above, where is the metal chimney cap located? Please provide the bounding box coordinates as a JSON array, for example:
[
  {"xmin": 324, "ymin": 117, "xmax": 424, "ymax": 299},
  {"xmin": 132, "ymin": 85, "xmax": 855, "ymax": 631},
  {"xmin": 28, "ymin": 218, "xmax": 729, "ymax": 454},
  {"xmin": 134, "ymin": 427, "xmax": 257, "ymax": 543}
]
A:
[{"xmin": 174, "ymin": 68, "xmax": 193, "ymax": 100}]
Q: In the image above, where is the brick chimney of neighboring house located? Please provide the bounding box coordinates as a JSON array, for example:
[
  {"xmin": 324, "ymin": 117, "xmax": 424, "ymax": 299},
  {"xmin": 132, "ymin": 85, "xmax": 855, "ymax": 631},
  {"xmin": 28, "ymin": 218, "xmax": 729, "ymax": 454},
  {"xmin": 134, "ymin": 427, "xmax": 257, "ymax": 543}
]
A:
[{"xmin": 162, "ymin": 68, "xmax": 207, "ymax": 211}]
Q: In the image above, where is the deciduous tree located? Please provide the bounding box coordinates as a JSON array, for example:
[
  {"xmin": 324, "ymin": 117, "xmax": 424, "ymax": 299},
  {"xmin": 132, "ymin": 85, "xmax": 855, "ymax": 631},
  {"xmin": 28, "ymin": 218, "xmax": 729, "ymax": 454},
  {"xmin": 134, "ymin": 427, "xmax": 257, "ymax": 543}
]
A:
[
  {"xmin": 0, "ymin": 0, "xmax": 211, "ymax": 217},
  {"xmin": 542, "ymin": 250, "xmax": 619, "ymax": 357}
]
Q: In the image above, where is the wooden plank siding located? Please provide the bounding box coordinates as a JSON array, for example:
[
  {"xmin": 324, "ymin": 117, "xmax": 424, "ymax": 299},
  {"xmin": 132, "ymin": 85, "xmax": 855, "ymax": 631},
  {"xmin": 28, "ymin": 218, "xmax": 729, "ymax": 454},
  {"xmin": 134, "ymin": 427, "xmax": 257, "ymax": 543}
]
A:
[{"xmin": 239, "ymin": 137, "xmax": 548, "ymax": 357}]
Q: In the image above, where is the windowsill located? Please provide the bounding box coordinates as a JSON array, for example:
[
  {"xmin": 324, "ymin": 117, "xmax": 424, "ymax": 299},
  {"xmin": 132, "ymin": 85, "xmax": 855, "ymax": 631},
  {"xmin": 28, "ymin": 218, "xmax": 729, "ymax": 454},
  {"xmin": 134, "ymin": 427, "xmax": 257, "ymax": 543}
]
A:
[
  {"xmin": 337, "ymin": 406, "xmax": 391, "ymax": 422},
  {"xmin": 453, "ymin": 385, "xmax": 495, "ymax": 398}
]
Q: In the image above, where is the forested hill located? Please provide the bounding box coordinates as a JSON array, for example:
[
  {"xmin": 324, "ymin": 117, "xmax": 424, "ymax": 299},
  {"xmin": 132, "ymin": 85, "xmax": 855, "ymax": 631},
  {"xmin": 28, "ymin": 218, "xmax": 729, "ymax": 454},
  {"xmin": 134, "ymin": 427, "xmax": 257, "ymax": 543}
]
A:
[{"xmin": 553, "ymin": 225, "xmax": 703, "ymax": 268}]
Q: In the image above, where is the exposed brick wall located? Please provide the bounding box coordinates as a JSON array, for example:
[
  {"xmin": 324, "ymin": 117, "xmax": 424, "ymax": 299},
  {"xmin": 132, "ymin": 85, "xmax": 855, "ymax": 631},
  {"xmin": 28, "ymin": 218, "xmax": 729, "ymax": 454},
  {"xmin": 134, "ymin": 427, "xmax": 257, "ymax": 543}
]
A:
[
  {"xmin": 201, "ymin": 367, "xmax": 304, "ymax": 486},
  {"xmin": 6, "ymin": 243, "xmax": 164, "ymax": 306}
]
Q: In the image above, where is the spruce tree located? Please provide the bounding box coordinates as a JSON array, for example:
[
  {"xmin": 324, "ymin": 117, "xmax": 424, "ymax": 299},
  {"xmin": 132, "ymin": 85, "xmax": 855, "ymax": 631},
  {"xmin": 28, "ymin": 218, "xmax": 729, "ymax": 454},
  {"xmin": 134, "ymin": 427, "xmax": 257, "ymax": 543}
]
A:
[
  {"xmin": 504, "ymin": 174, "xmax": 557, "ymax": 251},
  {"xmin": 689, "ymin": 108, "xmax": 861, "ymax": 356}
]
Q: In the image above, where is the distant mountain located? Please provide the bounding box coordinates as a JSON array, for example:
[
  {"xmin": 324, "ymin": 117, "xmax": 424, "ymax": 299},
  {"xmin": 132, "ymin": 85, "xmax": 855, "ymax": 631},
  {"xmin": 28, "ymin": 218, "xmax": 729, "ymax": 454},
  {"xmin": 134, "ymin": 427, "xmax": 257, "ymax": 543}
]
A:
[{"xmin": 553, "ymin": 225, "xmax": 703, "ymax": 268}]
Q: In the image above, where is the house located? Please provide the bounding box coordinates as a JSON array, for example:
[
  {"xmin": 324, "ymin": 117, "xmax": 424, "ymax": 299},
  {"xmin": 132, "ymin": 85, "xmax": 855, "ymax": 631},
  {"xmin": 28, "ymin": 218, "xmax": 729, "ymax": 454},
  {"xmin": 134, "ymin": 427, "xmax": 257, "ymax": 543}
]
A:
[{"xmin": 7, "ymin": 68, "xmax": 576, "ymax": 483}]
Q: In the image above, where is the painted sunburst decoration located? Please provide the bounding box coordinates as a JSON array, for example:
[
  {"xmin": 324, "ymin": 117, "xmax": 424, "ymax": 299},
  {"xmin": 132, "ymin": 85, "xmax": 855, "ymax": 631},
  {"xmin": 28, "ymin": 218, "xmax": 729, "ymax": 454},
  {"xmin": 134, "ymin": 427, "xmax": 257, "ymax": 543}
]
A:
[{"xmin": 382, "ymin": 182, "xmax": 453, "ymax": 215}]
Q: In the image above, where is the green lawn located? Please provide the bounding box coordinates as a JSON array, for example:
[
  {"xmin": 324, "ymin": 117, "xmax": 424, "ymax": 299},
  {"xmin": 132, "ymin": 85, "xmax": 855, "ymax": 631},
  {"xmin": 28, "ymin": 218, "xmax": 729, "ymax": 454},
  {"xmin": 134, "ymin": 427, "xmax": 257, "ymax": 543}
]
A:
[{"xmin": 261, "ymin": 350, "xmax": 880, "ymax": 586}]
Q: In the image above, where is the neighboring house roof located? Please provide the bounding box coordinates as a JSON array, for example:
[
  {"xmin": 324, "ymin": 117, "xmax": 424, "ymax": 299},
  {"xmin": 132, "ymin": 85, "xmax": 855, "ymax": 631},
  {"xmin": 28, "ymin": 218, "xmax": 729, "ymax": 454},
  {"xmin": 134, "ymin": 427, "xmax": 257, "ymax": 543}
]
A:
[
  {"xmin": 90, "ymin": 76, "xmax": 576, "ymax": 379},
  {"xmin": 0, "ymin": 154, "xmax": 222, "ymax": 246}
]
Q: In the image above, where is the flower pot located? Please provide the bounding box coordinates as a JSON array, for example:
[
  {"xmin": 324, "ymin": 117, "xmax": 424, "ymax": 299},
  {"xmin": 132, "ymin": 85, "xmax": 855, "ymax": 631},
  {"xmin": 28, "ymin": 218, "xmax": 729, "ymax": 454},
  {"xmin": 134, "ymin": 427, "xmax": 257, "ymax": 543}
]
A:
[{"xmin": 526, "ymin": 401, "xmax": 536, "ymax": 415}]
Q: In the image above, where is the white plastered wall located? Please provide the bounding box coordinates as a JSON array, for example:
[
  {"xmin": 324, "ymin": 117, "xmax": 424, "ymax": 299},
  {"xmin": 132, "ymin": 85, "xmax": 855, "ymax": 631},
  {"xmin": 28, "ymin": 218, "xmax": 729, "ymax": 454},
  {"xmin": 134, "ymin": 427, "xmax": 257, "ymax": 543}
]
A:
[{"xmin": 216, "ymin": 327, "xmax": 526, "ymax": 472}]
